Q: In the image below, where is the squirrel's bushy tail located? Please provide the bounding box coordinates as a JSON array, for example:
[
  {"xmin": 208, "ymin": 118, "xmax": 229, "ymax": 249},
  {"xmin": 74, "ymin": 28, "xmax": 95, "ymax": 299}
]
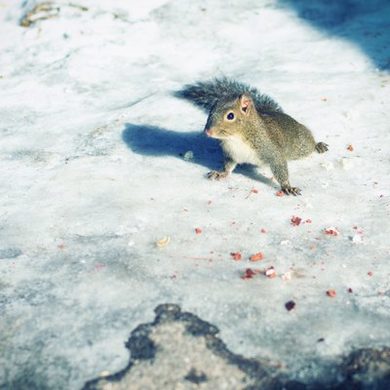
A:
[{"xmin": 175, "ymin": 77, "xmax": 283, "ymax": 113}]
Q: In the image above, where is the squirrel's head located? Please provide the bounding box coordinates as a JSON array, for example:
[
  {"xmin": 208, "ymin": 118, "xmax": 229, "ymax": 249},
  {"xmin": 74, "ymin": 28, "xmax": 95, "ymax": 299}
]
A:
[{"xmin": 204, "ymin": 94, "xmax": 256, "ymax": 139}]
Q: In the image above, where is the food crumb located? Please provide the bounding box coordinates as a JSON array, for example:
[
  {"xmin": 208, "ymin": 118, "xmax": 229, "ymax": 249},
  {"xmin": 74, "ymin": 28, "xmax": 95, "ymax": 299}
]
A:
[
  {"xmin": 231, "ymin": 252, "xmax": 242, "ymax": 261},
  {"xmin": 285, "ymin": 300, "xmax": 296, "ymax": 311},
  {"xmin": 291, "ymin": 216, "xmax": 302, "ymax": 226},
  {"xmin": 195, "ymin": 228, "xmax": 202, "ymax": 235},
  {"xmin": 324, "ymin": 227, "xmax": 339, "ymax": 236},
  {"xmin": 249, "ymin": 252, "xmax": 264, "ymax": 262},
  {"xmin": 326, "ymin": 289, "xmax": 337, "ymax": 297},
  {"xmin": 347, "ymin": 144, "xmax": 354, "ymax": 152},
  {"xmin": 275, "ymin": 191, "xmax": 285, "ymax": 197},
  {"xmin": 241, "ymin": 268, "xmax": 258, "ymax": 279},
  {"xmin": 156, "ymin": 236, "xmax": 171, "ymax": 248},
  {"xmin": 265, "ymin": 266, "xmax": 276, "ymax": 278}
]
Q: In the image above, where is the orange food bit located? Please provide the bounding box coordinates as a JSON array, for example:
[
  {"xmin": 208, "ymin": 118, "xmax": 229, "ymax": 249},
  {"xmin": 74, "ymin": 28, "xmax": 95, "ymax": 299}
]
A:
[
  {"xmin": 230, "ymin": 252, "xmax": 242, "ymax": 261},
  {"xmin": 324, "ymin": 227, "xmax": 339, "ymax": 236},
  {"xmin": 326, "ymin": 289, "xmax": 337, "ymax": 297},
  {"xmin": 241, "ymin": 268, "xmax": 258, "ymax": 279},
  {"xmin": 265, "ymin": 266, "xmax": 276, "ymax": 278},
  {"xmin": 250, "ymin": 252, "xmax": 264, "ymax": 262},
  {"xmin": 291, "ymin": 216, "xmax": 302, "ymax": 226}
]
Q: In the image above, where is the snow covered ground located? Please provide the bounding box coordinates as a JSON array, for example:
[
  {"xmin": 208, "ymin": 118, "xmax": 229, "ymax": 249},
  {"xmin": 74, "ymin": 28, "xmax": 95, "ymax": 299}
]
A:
[{"xmin": 0, "ymin": 0, "xmax": 389, "ymax": 388}]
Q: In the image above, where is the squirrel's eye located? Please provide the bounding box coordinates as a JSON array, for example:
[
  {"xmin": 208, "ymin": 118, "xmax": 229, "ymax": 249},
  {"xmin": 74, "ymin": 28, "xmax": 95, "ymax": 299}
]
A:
[{"xmin": 227, "ymin": 112, "xmax": 235, "ymax": 120}]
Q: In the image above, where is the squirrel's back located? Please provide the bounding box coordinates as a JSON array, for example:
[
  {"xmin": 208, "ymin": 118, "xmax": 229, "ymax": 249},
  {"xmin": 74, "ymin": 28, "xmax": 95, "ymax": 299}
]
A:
[{"xmin": 175, "ymin": 77, "xmax": 283, "ymax": 114}]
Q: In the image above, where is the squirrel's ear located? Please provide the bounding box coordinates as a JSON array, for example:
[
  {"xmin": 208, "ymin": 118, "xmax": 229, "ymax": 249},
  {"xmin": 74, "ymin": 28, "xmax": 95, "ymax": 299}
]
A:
[{"xmin": 239, "ymin": 94, "xmax": 252, "ymax": 114}]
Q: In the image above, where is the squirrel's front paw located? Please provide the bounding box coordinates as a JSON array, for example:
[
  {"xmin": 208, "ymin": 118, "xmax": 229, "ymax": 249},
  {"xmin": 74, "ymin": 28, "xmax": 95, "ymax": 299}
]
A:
[
  {"xmin": 315, "ymin": 142, "xmax": 329, "ymax": 153},
  {"xmin": 281, "ymin": 186, "xmax": 301, "ymax": 196},
  {"xmin": 207, "ymin": 171, "xmax": 229, "ymax": 180}
]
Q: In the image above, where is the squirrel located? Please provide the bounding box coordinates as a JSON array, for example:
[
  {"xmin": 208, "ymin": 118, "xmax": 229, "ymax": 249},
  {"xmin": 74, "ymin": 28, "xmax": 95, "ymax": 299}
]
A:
[{"xmin": 175, "ymin": 77, "xmax": 328, "ymax": 195}]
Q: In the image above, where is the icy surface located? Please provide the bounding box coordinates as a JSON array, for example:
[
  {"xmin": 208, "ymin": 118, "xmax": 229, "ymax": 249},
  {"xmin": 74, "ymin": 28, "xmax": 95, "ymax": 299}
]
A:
[{"xmin": 0, "ymin": 0, "xmax": 389, "ymax": 388}]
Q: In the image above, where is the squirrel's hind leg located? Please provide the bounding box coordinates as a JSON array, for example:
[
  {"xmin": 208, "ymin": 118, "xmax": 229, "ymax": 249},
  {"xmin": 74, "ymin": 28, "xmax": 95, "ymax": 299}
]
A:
[
  {"xmin": 269, "ymin": 156, "xmax": 301, "ymax": 196},
  {"xmin": 315, "ymin": 142, "xmax": 329, "ymax": 153},
  {"xmin": 207, "ymin": 158, "xmax": 237, "ymax": 181}
]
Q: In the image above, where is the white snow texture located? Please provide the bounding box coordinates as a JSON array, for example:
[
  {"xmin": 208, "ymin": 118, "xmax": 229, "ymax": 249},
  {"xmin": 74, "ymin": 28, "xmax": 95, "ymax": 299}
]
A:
[{"xmin": 0, "ymin": 0, "xmax": 389, "ymax": 388}]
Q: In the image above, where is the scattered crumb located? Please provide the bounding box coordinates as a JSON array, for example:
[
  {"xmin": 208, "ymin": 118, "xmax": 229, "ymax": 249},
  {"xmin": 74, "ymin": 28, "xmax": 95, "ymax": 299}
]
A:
[
  {"xmin": 324, "ymin": 227, "xmax": 339, "ymax": 236},
  {"xmin": 241, "ymin": 268, "xmax": 259, "ymax": 279},
  {"xmin": 348, "ymin": 288, "xmax": 353, "ymax": 293},
  {"xmin": 249, "ymin": 252, "xmax": 264, "ymax": 262},
  {"xmin": 281, "ymin": 271, "xmax": 292, "ymax": 281},
  {"xmin": 368, "ymin": 271, "xmax": 373, "ymax": 277},
  {"xmin": 326, "ymin": 289, "xmax": 337, "ymax": 297},
  {"xmin": 265, "ymin": 266, "xmax": 276, "ymax": 278},
  {"xmin": 275, "ymin": 191, "xmax": 284, "ymax": 197},
  {"xmin": 260, "ymin": 228, "xmax": 267, "ymax": 233},
  {"xmin": 245, "ymin": 187, "xmax": 259, "ymax": 199},
  {"xmin": 285, "ymin": 300, "xmax": 296, "ymax": 311},
  {"xmin": 231, "ymin": 252, "xmax": 242, "ymax": 261},
  {"xmin": 347, "ymin": 144, "xmax": 354, "ymax": 152},
  {"xmin": 195, "ymin": 228, "xmax": 202, "ymax": 235},
  {"xmin": 291, "ymin": 216, "xmax": 302, "ymax": 226},
  {"xmin": 156, "ymin": 236, "xmax": 171, "ymax": 248}
]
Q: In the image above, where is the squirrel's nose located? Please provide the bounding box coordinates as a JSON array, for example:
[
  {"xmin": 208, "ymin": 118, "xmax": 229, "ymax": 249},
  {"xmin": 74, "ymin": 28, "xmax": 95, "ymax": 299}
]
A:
[{"xmin": 204, "ymin": 128, "xmax": 213, "ymax": 137}]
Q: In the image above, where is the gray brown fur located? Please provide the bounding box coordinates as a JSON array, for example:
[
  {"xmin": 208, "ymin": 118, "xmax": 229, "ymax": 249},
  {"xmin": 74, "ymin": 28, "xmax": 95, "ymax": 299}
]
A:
[
  {"xmin": 175, "ymin": 77, "xmax": 283, "ymax": 114},
  {"xmin": 177, "ymin": 78, "xmax": 328, "ymax": 195}
]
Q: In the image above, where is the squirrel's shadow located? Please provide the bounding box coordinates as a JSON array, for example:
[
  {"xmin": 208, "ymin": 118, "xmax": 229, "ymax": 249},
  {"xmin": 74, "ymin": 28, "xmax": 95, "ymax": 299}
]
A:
[{"xmin": 122, "ymin": 123, "xmax": 275, "ymax": 187}]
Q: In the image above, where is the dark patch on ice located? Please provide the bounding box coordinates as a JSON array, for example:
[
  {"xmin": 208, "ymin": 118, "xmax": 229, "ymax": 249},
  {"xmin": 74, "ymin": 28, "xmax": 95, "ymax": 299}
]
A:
[
  {"xmin": 5, "ymin": 372, "xmax": 52, "ymax": 390},
  {"xmin": 337, "ymin": 347, "xmax": 390, "ymax": 389},
  {"xmin": 82, "ymin": 303, "xmax": 285, "ymax": 389},
  {"xmin": 184, "ymin": 368, "xmax": 208, "ymax": 384},
  {"xmin": 83, "ymin": 304, "xmax": 390, "ymax": 390},
  {"xmin": 125, "ymin": 331, "xmax": 156, "ymax": 360},
  {"xmin": 0, "ymin": 248, "xmax": 22, "ymax": 259}
]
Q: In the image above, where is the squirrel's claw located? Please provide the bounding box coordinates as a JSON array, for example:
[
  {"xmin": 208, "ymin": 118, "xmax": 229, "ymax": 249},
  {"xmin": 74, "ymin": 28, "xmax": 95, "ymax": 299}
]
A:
[
  {"xmin": 207, "ymin": 171, "xmax": 229, "ymax": 181},
  {"xmin": 282, "ymin": 186, "xmax": 302, "ymax": 196},
  {"xmin": 315, "ymin": 142, "xmax": 329, "ymax": 153}
]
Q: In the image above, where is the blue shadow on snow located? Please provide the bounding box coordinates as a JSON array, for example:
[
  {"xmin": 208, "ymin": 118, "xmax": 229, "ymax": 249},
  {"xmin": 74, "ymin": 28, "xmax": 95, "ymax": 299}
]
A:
[
  {"xmin": 122, "ymin": 123, "xmax": 275, "ymax": 186},
  {"xmin": 279, "ymin": 0, "xmax": 390, "ymax": 70}
]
